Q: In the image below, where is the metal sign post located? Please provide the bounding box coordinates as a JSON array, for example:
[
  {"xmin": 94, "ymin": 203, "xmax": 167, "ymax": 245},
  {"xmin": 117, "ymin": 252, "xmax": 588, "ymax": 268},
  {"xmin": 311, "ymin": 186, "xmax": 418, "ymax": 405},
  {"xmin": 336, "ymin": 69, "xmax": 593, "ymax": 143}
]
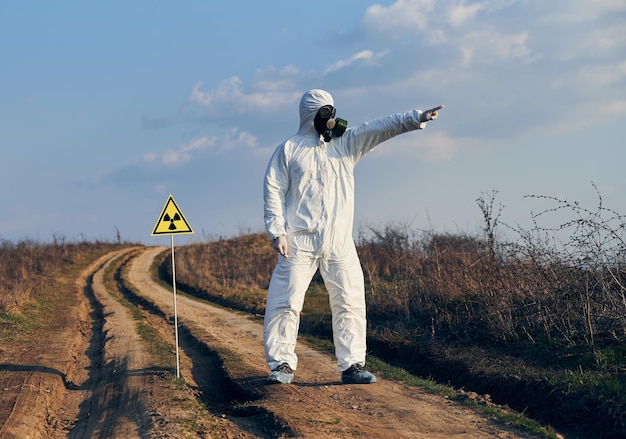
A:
[
  {"xmin": 170, "ymin": 234, "xmax": 180, "ymax": 378},
  {"xmin": 151, "ymin": 194, "xmax": 194, "ymax": 379}
]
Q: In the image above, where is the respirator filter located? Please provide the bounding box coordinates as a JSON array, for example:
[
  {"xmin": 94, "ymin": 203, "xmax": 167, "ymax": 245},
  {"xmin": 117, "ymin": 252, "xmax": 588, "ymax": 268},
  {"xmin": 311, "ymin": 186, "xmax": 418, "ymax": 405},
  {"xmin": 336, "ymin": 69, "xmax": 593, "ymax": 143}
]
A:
[{"xmin": 314, "ymin": 105, "xmax": 348, "ymax": 142}]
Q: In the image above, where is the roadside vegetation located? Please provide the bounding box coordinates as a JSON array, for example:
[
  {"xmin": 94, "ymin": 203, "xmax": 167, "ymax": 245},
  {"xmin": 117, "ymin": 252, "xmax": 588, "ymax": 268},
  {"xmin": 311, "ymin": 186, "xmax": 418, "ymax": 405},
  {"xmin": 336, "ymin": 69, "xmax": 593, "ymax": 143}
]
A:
[
  {"xmin": 164, "ymin": 186, "xmax": 626, "ymax": 439},
  {"xmin": 0, "ymin": 237, "xmax": 123, "ymax": 319}
]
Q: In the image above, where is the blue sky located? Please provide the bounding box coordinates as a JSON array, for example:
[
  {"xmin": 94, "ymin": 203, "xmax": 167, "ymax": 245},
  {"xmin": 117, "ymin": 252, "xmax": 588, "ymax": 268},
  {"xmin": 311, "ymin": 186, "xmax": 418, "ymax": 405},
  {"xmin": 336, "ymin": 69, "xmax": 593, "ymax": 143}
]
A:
[{"xmin": 1, "ymin": 0, "xmax": 624, "ymax": 245}]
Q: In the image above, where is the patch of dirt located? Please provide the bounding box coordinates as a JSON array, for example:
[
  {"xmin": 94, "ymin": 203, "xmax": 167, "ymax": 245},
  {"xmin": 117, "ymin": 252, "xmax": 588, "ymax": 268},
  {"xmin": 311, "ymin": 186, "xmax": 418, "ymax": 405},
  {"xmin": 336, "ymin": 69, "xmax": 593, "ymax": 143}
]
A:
[{"xmin": 0, "ymin": 247, "xmax": 545, "ymax": 438}]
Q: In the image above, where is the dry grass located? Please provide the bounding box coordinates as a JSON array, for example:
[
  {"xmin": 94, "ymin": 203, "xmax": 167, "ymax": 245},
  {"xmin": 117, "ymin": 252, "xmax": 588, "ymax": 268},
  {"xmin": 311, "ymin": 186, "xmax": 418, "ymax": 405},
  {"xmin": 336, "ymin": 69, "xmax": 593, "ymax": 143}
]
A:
[
  {"xmin": 0, "ymin": 238, "xmax": 123, "ymax": 315},
  {"xmin": 164, "ymin": 233, "xmax": 275, "ymax": 315}
]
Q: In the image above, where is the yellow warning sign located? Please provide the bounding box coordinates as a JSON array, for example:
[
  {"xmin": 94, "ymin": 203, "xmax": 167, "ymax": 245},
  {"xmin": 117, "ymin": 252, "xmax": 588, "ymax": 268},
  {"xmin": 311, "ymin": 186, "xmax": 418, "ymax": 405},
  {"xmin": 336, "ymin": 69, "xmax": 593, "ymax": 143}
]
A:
[{"xmin": 151, "ymin": 195, "xmax": 194, "ymax": 236}]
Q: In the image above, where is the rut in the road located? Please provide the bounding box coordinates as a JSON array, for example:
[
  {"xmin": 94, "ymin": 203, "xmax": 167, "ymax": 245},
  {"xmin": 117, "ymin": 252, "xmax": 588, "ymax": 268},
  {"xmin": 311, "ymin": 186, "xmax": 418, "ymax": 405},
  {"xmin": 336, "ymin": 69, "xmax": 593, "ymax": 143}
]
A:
[
  {"xmin": 69, "ymin": 250, "xmax": 155, "ymax": 438},
  {"xmin": 114, "ymin": 250, "xmax": 296, "ymax": 438}
]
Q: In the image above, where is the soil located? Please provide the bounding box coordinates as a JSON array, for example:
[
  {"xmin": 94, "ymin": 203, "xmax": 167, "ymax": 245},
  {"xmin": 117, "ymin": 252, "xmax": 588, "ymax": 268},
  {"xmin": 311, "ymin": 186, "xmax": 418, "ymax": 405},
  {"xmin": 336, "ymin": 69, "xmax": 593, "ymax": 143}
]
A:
[{"xmin": 0, "ymin": 246, "xmax": 545, "ymax": 438}]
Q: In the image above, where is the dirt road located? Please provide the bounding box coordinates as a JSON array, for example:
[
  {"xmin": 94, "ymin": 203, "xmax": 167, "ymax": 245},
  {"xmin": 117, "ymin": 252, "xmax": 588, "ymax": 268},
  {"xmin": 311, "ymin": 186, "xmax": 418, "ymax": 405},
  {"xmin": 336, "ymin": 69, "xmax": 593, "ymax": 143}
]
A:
[{"xmin": 0, "ymin": 247, "xmax": 540, "ymax": 438}]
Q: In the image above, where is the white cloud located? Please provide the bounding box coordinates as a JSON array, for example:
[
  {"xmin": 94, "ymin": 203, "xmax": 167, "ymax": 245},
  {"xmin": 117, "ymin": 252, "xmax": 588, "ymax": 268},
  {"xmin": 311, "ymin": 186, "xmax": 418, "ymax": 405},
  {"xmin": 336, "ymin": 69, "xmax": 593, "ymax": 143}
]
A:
[
  {"xmin": 459, "ymin": 29, "xmax": 541, "ymax": 66},
  {"xmin": 550, "ymin": 0, "xmax": 626, "ymax": 23},
  {"xmin": 190, "ymin": 66, "xmax": 301, "ymax": 114},
  {"xmin": 588, "ymin": 60, "xmax": 626, "ymax": 85},
  {"xmin": 190, "ymin": 78, "xmax": 256, "ymax": 114},
  {"xmin": 250, "ymin": 65, "xmax": 300, "ymax": 92},
  {"xmin": 142, "ymin": 129, "xmax": 259, "ymax": 166},
  {"xmin": 323, "ymin": 50, "xmax": 389, "ymax": 74},
  {"xmin": 142, "ymin": 137, "xmax": 212, "ymax": 165},
  {"xmin": 585, "ymin": 24, "xmax": 626, "ymax": 52},
  {"xmin": 606, "ymin": 99, "xmax": 626, "ymax": 117},
  {"xmin": 447, "ymin": 1, "xmax": 487, "ymax": 27},
  {"xmin": 362, "ymin": 0, "xmax": 435, "ymax": 35},
  {"xmin": 374, "ymin": 130, "xmax": 464, "ymax": 162}
]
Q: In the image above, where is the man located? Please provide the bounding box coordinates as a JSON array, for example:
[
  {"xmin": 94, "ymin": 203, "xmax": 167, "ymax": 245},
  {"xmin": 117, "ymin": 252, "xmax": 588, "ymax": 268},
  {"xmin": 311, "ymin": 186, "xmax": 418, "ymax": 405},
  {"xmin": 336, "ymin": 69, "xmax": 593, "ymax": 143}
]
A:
[{"xmin": 263, "ymin": 89, "xmax": 443, "ymax": 384}]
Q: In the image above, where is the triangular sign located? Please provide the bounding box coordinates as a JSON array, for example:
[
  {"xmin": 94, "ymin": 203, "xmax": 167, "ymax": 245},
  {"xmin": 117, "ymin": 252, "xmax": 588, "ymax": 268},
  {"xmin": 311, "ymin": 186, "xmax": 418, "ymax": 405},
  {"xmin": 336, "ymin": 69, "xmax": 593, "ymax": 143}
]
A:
[{"xmin": 151, "ymin": 195, "xmax": 194, "ymax": 235}]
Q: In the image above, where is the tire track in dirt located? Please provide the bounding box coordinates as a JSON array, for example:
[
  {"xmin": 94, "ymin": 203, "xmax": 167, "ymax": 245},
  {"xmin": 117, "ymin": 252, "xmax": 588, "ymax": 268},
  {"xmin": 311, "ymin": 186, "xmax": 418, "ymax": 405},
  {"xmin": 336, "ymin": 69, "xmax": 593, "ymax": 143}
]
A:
[
  {"xmin": 127, "ymin": 246, "xmax": 539, "ymax": 439},
  {"xmin": 1, "ymin": 248, "xmax": 145, "ymax": 438},
  {"xmin": 65, "ymin": 248, "xmax": 154, "ymax": 438},
  {"xmin": 61, "ymin": 248, "xmax": 256, "ymax": 438},
  {"xmin": 115, "ymin": 249, "xmax": 287, "ymax": 438}
]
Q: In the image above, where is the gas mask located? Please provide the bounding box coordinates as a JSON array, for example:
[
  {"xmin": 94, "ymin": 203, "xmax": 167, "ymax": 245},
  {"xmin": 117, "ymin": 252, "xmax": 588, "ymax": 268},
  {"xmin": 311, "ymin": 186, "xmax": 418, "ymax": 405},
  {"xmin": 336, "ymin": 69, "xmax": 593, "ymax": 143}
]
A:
[{"xmin": 314, "ymin": 105, "xmax": 348, "ymax": 142}]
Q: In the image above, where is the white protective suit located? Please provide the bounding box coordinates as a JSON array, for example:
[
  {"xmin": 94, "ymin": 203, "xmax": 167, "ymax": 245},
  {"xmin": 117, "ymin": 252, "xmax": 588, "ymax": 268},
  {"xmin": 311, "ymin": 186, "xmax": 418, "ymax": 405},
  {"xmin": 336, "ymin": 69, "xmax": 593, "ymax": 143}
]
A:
[{"xmin": 263, "ymin": 89, "xmax": 427, "ymax": 373}]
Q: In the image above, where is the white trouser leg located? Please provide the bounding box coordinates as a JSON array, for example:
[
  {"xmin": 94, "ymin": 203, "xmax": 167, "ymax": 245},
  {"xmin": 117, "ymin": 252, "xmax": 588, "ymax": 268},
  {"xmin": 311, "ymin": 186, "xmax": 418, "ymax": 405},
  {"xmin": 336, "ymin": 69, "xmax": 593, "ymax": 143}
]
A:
[
  {"xmin": 320, "ymin": 242, "xmax": 367, "ymax": 372},
  {"xmin": 264, "ymin": 245, "xmax": 318, "ymax": 371}
]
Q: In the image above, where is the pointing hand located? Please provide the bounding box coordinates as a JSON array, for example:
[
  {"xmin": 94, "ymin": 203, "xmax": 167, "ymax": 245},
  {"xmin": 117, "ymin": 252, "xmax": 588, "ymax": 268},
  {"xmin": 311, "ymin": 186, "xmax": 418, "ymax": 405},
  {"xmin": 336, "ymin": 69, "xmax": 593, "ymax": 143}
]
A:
[{"xmin": 420, "ymin": 104, "xmax": 445, "ymax": 122}]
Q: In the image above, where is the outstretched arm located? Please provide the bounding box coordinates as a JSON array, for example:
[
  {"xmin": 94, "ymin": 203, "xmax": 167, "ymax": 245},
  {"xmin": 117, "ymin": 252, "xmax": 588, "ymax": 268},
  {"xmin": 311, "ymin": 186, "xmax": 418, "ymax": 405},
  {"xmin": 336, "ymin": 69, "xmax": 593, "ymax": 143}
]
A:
[{"xmin": 345, "ymin": 104, "xmax": 446, "ymax": 161}]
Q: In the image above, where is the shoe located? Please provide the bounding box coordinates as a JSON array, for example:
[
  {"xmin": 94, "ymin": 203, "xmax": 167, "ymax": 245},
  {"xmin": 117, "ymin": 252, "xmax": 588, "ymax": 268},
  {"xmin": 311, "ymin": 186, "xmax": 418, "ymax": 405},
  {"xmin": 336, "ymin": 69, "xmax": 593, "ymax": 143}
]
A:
[
  {"xmin": 267, "ymin": 363, "xmax": 294, "ymax": 384},
  {"xmin": 341, "ymin": 363, "xmax": 377, "ymax": 384}
]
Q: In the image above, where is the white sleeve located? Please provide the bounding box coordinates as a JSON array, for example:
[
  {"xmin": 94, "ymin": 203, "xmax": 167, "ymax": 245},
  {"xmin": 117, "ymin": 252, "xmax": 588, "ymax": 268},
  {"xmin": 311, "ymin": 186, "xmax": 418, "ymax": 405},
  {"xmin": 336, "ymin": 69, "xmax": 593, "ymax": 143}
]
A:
[
  {"xmin": 263, "ymin": 144, "xmax": 289, "ymax": 240},
  {"xmin": 344, "ymin": 109, "xmax": 426, "ymax": 162}
]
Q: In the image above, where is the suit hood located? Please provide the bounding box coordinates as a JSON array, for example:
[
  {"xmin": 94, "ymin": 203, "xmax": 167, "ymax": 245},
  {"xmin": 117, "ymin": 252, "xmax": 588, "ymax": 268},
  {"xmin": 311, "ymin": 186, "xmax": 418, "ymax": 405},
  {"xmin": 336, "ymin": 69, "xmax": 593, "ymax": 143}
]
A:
[{"xmin": 298, "ymin": 89, "xmax": 334, "ymax": 137}]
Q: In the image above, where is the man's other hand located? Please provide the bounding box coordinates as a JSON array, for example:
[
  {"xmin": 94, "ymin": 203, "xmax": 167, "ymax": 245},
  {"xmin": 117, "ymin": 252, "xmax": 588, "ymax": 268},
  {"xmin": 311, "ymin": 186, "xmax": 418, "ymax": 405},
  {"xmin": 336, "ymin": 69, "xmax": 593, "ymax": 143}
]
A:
[{"xmin": 272, "ymin": 235, "xmax": 289, "ymax": 258}]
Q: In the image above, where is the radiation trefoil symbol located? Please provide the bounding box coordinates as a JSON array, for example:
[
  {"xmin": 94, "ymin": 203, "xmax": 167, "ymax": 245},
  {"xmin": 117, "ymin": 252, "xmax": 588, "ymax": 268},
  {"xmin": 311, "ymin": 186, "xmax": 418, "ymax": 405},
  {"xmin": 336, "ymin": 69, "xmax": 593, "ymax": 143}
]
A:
[
  {"xmin": 163, "ymin": 212, "xmax": 181, "ymax": 230},
  {"xmin": 151, "ymin": 195, "xmax": 194, "ymax": 236}
]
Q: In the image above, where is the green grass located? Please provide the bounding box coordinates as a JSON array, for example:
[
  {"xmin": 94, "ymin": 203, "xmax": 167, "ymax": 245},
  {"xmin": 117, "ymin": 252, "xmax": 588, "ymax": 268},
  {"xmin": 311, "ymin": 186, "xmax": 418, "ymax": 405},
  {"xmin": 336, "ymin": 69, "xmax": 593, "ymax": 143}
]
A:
[
  {"xmin": 0, "ymin": 289, "xmax": 64, "ymax": 348},
  {"xmin": 365, "ymin": 356, "xmax": 456, "ymax": 397},
  {"xmin": 0, "ymin": 311, "xmax": 33, "ymax": 348},
  {"xmin": 545, "ymin": 364, "xmax": 625, "ymax": 401}
]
